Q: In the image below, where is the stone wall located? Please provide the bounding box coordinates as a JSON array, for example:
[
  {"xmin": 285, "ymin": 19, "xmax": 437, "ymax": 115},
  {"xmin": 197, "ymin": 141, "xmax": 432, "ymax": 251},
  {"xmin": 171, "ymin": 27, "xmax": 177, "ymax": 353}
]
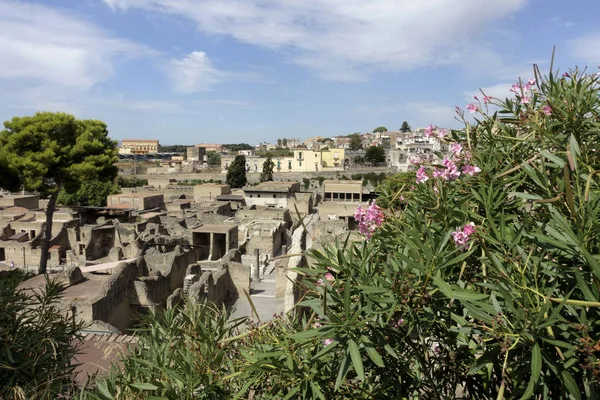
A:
[
  {"xmin": 129, "ymin": 167, "xmax": 393, "ymax": 185},
  {"xmin": 83, "ymin": 261, "xmax": 139, "ymax": 332},
  {"xmin": 276, "ymin": 223, "xmax": 307, "ymax": 313}
]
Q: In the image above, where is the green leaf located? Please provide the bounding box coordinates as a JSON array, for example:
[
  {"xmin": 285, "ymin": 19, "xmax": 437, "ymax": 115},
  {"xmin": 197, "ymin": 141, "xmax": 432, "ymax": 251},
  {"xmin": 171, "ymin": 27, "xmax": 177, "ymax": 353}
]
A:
[
  {"xmin": 310, "ymin": 382, "xmax": 326, "ymax": 400},
  {"xmin": 433, "ymin": 276, "xmax": 488, "ymax": 302},
  {"xmin": 561, "ymin": 370, "xmax": 581, "ymax": 400},
  {"xmin": 531, "ymin": 343, "xmax": 542, "ymax": 383},
  {"xmin": 130, "ymin": 383, "xmax": 159, "ymax": 391},
  {"xmin": 348, "ymin": 339, "xmax": 365, "ymax": 382},
  {"xmin": 363, "ymin": 340, "xmax": 385, "ymax": 368},
  {"xmin": 541, "ymin": 150, "xmax": 565, "ymax": 167},
  {"xmin": 438, "ymin": 248, "xmax": 475, "ymax": 270},
  {"xmin": 289, "ymin": 329, "xmax": 323, "ymax": 342},
  {"xmin": 96, "ymin": 381, "xmax": 113, "ymax": 400},
  {"xmin": 283, "ymin": 386, "xmax": 301, "ymax": 400},
  {"xmin": 335, "ymin": 354, "xmax": 350, "ymax": 390}
]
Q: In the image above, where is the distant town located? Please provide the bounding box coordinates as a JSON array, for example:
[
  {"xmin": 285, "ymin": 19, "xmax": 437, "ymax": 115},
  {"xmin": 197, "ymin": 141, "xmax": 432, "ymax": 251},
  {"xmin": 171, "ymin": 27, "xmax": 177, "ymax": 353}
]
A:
[{"xmin": 117, "ymin": 125, "xmax": 449, "ymax": 175}]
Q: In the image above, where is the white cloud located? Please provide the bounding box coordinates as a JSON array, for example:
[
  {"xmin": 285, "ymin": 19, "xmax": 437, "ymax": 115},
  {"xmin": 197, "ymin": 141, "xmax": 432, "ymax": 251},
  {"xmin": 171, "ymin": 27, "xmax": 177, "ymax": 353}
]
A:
[
  {"xmin": 168, "ymin": 51, "xmax": 230, "ymax": 93},
  {"xmin": 464, "ymin": 83, "xmax": 514, "ymax": 104},
  {"xmin": 406, "ymin": 102, "xmax": 458, "ymax": 128},
  {"xmin": 0, "ymin": 1, "xmax": 153, "ymax": 90},
  {"xmin": 570, "ymin": 32, "xmax": 600, "ymax": 65},
  {"xmin": 102, "ymin": 0, "xmax": 527, "ymax": 80}
]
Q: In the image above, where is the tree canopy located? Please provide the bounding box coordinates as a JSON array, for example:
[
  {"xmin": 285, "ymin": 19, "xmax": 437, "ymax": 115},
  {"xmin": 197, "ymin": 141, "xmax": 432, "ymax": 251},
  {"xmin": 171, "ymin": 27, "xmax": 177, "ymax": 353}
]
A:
[
  {"xmin": 207, "ymin": 151, "xmax": 221, "ymax": 167},
  {"xmin": 226, "ymin": 155, "xmax": 247, "ymax": 188},
  {"xmin": 224, "ymin": 143, "xmax": 253, "ymax": 152},
  {"xmin": 372, "ymin": 126, "xmax": 388, "ymax": 133},
  {"xmin": 0, "ymin": 112, "xmax": 118, "ymax": 273},
  {"xmin": 260, "ymin": 156, "xmax": 275, "ymax": 182},
  {"xmin": 159, "ymin": 145, "xmax": 187, "ymax": 153},
  {"xmin": 348, "ymin": 133, "xmax": 363, "ymax": 150},
  {"xmin": 364, "ymin": 145, "xmax": 386, "ymax": 165},
  {"xmin": 58, "ymin": 180, "xmax": 119, "ymax": 207},
  {"xmin": 399, "ymin": 121, "xmax": 411, "ymax": 133}
]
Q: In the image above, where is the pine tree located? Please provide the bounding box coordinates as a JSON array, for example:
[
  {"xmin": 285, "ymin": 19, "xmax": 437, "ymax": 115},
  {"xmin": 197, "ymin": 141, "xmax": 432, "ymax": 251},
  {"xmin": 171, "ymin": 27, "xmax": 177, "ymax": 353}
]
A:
[
  {"xmin": 0, "ymin": 112, "xmax": 118, "ymax": 274},
  {"xmin": 226, "ymin": 155, "xmax": 247, "ymax": 188},
  {"xmin": 260, "ymin": 156, "xmax": 275, "ymax": 182},
  {"xmin": 400, "ymin": 121, "xmax": 411, "ymax": 133}
]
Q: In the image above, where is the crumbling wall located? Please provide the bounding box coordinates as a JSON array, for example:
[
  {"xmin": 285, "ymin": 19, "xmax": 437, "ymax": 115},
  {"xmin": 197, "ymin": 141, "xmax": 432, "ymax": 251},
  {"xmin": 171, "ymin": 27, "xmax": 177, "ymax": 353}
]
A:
[
  {"xmin": 276, "ymin": 224, "xmax": 307, "ymax": 313},
  {"xmin": 227, "ymin": 262, "xmax": 249, "ymax": 298},
  {"xmin": 132, "ymin": 274, "xmax": 170, "ymax": 308},
  {"xmin": 81, "ymin": 261, "xmax": 139, "ymax": 331},
  {"xmin": 143, "ymin": 246, "xmax": 193, "ymax": 293}
]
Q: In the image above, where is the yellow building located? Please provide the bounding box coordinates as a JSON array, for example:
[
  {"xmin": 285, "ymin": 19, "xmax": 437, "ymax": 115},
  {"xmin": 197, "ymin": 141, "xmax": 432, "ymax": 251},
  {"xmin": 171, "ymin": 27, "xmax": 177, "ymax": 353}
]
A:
[
  {"xmin": 320, "ymin": 148, "xmax": 344, "ymax": 168},
  {"xmin": 119, "ymin": 139, "xmax": 159, "ymax": 155}
]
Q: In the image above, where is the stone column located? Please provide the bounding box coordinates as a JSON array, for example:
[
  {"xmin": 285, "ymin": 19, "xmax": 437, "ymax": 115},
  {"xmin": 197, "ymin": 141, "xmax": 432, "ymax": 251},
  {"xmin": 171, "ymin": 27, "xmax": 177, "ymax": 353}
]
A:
[{"xmin": 254, "ymin": 248, "xmax": 260, "ymax": 281}]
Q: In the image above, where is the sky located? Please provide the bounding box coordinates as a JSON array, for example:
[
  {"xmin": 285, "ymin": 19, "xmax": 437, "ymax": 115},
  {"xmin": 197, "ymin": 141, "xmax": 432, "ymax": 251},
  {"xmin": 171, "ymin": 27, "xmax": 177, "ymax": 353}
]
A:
[{"xmin": 0, "ymin": 0, "xmax": 599, "ymax": 145}]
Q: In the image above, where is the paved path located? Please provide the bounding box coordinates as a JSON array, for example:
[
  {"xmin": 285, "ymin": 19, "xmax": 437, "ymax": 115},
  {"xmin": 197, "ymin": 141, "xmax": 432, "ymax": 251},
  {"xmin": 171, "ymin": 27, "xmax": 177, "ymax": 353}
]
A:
[
  {"xmin": 80, "ymin": 259, "xmax": 137, "ymax": 273},
  {"xmin": 229, "ymin": 263, "xmax": 283, "ymax": 323}
]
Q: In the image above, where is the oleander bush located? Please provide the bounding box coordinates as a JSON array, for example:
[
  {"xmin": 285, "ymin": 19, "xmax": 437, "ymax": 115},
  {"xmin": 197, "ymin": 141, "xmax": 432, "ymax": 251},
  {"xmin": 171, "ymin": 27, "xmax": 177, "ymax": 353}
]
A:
[
  {"xmin": 87, "ymin": 62, "xmax": 600, "ymax": 399},
  {"xmin": 0, "ymin": 272, "xmax": 84, "ymax": 400}
]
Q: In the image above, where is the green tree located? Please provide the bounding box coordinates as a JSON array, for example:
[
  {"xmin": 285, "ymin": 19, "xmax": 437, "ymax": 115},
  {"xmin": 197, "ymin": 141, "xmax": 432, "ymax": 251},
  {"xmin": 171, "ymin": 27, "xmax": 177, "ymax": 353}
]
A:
[
  {"xmin": 277, "ymin": 139, "xmax": 282, "ymax": 148},
  {"xmin": 223, "ymin": 143, "xmax": 253, "ymax": 152},
  {"xmin": 348, "ymin": 133, "xmax": 363, "ymax": 150},
  {"xmin": 372, "ymin": 126, "xmax": 387, "ymax": 133},
  {"xmin": 260, "ymin": 156, "xmax": 275, "ymax": 182},
  {"xmin": 399, "ymin": 121, "xmax": 411, "ymax": 132},
  {"xmin": 364, "ymin": 145, "xmax": 386, "ymax": 165},
  {"xmin": 353, "ymin": 155, "xmax": 365, "ymax": 165},
  {"xmin": 282, "ymin": 138, "xmax": 288, "ymax": 148},
  {"xmin": 0, "ymin": 112, "xmax": 118, "ymax": 274},
  {"xmin": 1, "ymin": 272, "xmax": 84, "ymax": 399},
  {"xmin": 207, "ymin": 151, "xmax": 221, "ymax": 167},
  {"xmin": 159, "ymin": 145, "xmax": 187, "ymax": 153},
  {"xmin": 58, "ymin": 180, "xmax": 119, "ymax": 207},
  {"xmin": 226, "ymin": 155, "xmax": 247, "ymax": 188}
]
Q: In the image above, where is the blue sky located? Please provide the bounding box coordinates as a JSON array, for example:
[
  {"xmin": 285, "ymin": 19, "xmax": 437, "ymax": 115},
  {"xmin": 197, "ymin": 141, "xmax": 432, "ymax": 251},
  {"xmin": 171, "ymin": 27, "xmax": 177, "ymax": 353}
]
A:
[{"xmin": 0, "ymin": 0, "xmax": 598, "ymax": 145}]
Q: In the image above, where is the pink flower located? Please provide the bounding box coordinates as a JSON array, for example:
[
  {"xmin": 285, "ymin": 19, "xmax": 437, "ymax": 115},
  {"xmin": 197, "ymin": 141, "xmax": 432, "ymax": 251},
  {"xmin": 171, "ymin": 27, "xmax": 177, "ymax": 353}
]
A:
[
  {"xmin": 451, "ymin": 222, "xmax": 476, "ymax": 250},
  {"xmin": 416, "ymin": 166, "xmax": 429, "ymax": 184},
  {"xmin": 483, "ymin": 95, "xmax": 493, "ymax": 104},
  {"xmin": 437, "ymin": 128, "xmax": 447, "ymax": 138},
  {"xmin": 409, "ymin": 156, "xmax": 422, "ymax": 165},
  {"xmin": 563, "ymin": 72, "xmax": 570, "ymax": 78},
  {"xmin": 432, "ymin": 169, "xmax": 444, "ymax": 179},
  {"xmin": 462, "ymin": 222, "xmax": 476, "ymax": 236},
  {"xmin": 442, "ymin": 157, "xmax": 461, "ymax": 180},
  {"xmin": 542, "ymin": 105, "xmax": 552, "ymax": 115},
  {"xmin": 466, "ymin": 103, "xmax": 479, "ymax": 113},
  {"xmin": 354, "ymin": 201, "xmax": 385, "ymax": 240},
  {"xmin": 399, "ymin": 195, "xmax": 405, "ymax": 201},
  {"xmin": 462, "ymin": 164, "xmax": 481, "ymax": 176},
  {"xmin": 450, "ymin": 143, "xmax": 463, "ymax": 155},
  {"xmin": 324, "ymin": 272, "xmax": 334, "ymax": 282},
  {"xmin": 316, "ymin": 279, "xmax": 324, "ymax": 286},
  {"xmin": 509, "ymin": 83, "xmax": 520, "ymax": 93},
  {"xmin": 393, "ymin": 318, "xmax": 405, "ymax": 329},
  {"xmin": 424, "ymin": 123, "xmax": 436, "ymax": 138},
  {"xmin": 528, "ymin": 78, "xmax": 536, "ymax": 86},
  {"xmin": 520, "ymin": 95, "xmax": 530, "ymax": 105},
  {"xmin": 313, "ymin": 322, "xmax": 322, "ymax": 328},
  {"xmin": 323, "ymin": 338, "xmax": 334, "ymax": 346}
]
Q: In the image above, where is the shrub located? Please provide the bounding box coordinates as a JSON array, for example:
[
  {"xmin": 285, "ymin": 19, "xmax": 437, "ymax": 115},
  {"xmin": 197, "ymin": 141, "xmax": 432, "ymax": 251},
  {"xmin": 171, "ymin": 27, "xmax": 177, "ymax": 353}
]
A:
[
  {"xmin": 302, "ymin": 177, "xmax": 310, "ymax": 190},
  {"xmin": 1, "ymin": 273, "xmax": 84, "ymax": 399},
  {"xmin": 86, "ymin": 61, "xmax": 600, "ymax": 399}
]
